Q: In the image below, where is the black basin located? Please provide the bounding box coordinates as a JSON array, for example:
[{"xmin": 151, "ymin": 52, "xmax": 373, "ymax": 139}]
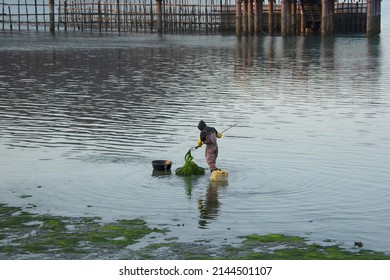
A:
[{"xmin": 152, "ymin": 160, "xmax": 172, "ymax": 171}]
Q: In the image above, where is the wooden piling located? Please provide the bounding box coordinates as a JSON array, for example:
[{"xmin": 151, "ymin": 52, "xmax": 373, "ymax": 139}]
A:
[
  {"xmin": 242, "ymin": 0, "xmax": 247, "ymax": 35},
  {"xmin": 253, "ymin": 0, "xmax": 258, "ymax": 33},
  {"xmin": 156, "ymin": 0, "xmax": 162, "ymax": 33},
  {"xmin": 281, "ymin": 0, "xmax": 288, "ymax": 36},
  {"xmin": 116, "ymin": 0, "xmax": 120, "ymax": 32},
  {"xmin": 247, "ymin": 0, "xmax": 253, "ymax": 34},
  {"xmin": 64, "ymin": 0, "xmax": 68, "ymax": 31},
  {"xmin": 18, "ymin": 0, "xmax": 20, "ymax": 31},
  {"xmin": 2, "ymin": 0, "xmax": 4, "ymax": 31},
  {"xmin": 291, "ymin": 0, "xmax": 296, "ymax": 34},
  {"xmin": 9, "ymin": 5, "xmax": 12, "ymax": 30},
  {"xmin": 34, "ymin": 0, "xmax": 38, "ymax": 30},
  {"xmin": 49, "ymin": 0, "xmax": 55, "ymax": 32},
  {"xmin": 235, "ymin": 0, "xmax": 241, "ymax": 36},
  {"xmin": 259, "ymin": 0, "xmax": 264, "ymax": 34},
  {"xmin": 43, "ymin": 0, "xmax": 47, "ymax": 30},
  {"xmin": 285, "ymin": 0, "xmax": 293, "ymax": 36},
  {"xmin": 367, "ymin": 0, "xmax": 381, "ymax": 35},
  {"xmin": 321, "ymin": 0, "xmax": 333, "ymax": 36},
  {"xmin": 97, "ymin": 1, "xmax": 101, "ymax": 31},
  {"xmin": 268, "ymin": 0, "xmax": 273, "ymax": 35}
]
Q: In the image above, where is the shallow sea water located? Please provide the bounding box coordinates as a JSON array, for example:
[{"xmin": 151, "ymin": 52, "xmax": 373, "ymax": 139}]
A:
[{"xmin": 1, "ymin": 7, "xmax": 390, "ymax": 254}]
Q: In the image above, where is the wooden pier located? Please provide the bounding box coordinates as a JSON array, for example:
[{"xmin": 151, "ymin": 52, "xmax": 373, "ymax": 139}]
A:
[{"xmin": 0, "ymin": 0, "xmax": 381, "ymax": 36}]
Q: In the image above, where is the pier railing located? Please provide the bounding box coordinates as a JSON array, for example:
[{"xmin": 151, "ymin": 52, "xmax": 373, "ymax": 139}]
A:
[
  {"xmin": 0, "ymin": 0, "xmax": 371, "ymax": 35},
  {"xmin": 1, "ymin": 0, "xmax": 232, "ymax": 33}
]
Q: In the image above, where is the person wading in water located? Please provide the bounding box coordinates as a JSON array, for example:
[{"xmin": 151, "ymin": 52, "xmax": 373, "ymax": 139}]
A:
[{"xmin": 196, "ymin": 120, "xmax": 222, "ymax": 172}]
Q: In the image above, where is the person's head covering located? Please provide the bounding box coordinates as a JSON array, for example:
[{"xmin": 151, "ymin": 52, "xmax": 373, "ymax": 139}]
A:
[{"xmin": 198, "ymin": 120, "xmax": 207, "ymax": 131}]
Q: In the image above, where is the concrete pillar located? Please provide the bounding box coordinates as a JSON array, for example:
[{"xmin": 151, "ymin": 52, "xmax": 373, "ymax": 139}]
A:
[
  {"xmin": 367, "ymin": 0, "xmax": 381, "ymax": 35},
  {"xmin": 321, "ymin": 0, "xmax": 334, "ymax": 36},
  {"xmin": 236, "ymin": 0, "xmax": 242, "ymax": 36}
]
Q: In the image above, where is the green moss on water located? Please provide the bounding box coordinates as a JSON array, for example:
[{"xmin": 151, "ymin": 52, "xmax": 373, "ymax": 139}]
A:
[
  {"xmin": 0, "ymin": 210, "xmax": 37, "ymax": 232},
  {"xmin": 232, "ymin": 234, "xmax": 390, "ymax": 260},
  {"xmin": 244, "ymin": 234, "xmax": 306, "ymax": 244},
  {"xmin": 0, "ymin": 203, "xmax": 168, "ymax": 257},
  {"xmin": 92, "ymin": 219, "xmax": 167, "ymax": 247},
  {"xmin": 42, "ymin": 218, "xmax": 66, "ymax": 231},
  {"xmin": 145, "ymin": 243, "xmax": 171, "ymax": 250},
  {"xmin": 0, "ymin": 205, "xmax": 18, "ymax": 215}
]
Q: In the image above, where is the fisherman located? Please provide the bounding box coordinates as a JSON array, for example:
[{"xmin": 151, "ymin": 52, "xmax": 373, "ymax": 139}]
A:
[{"xmin": 196, "ymin": 120, "xmax": 222, "ymax": 172}]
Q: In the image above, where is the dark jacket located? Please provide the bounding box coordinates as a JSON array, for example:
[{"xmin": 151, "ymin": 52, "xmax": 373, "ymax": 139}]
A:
[{"xmin": 198, "ymin": 120, "xmax": 218, "ymax": 146}]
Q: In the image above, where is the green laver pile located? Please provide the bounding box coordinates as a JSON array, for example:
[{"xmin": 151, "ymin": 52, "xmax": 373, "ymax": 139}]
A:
[{"xmin": 175, "ymin": 149, "xmax": 205, "ymax": 176}]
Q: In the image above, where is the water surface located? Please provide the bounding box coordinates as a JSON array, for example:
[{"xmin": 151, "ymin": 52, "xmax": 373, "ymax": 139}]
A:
[{"xmin": 1, "ymin": 16, "xmax": 390, "ymax": 254}]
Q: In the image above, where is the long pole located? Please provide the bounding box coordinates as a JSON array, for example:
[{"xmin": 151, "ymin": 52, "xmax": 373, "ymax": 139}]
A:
[{"xmin": 220, "ymin": 123, "xmax": 237, "ymax": 133}]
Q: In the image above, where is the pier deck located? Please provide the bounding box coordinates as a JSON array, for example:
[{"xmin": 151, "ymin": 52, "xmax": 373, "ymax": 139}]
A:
[{"xmin": 0, "ymin": 0, "xmax": 381, "ymax": 36}]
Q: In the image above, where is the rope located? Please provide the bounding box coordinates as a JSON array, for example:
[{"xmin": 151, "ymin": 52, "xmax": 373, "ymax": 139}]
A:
[{"xmin": 248, "ymin": 14, "xmax": 270, "ymax": 36}]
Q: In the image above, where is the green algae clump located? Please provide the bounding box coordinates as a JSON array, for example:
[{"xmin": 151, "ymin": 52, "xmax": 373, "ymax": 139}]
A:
[
  {"xmin": 0, "ymin": 203, "xmax": 168, "ymax": 257},
  {"xmin": 175, "ymin": 149, "xmax": 205, "ymax": 176}
]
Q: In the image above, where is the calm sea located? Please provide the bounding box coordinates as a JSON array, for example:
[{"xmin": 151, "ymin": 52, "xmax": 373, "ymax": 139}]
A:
[{"xmin": 1, "ymin": 3, "xmax": 389, "ymax": 254}]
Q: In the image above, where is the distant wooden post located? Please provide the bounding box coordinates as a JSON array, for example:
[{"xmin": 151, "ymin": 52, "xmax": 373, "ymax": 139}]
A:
[
  {"xmin": 2, "ymin": 1, "xmax": 4, "ymax": 30},
  {"xmin": 98, "ymin": 1, "xmax": 102, "ymax": 31},
  {"xmin": 248, "ymin": 0, "xmax": 253, "ymax": 34},
  {"xmin": 253, "ymin": 0, "xmax": 262, "ymax": 34},
  {"xmin": 63, "ymin": 0, "xmax": 67, "ymax": 31},
  {"xmin": 281, "ymin": 0, "xmax": 292, "ymax": 36},
  {"xmin": 367, "ymin": 0, "xmax": 381, "ymax": 36},
  {"xmin": 268, "ymin": 0, "xmax": 273, "ymax": 35},
  {"xmin": 116, "ymin": 0, "xmax": 121, "ymax": 32},
  {"xmin": 321, "ymin": 0, "xmax": 334, "ymax": 36},
  {"xmin": 156, "ymin": 0, "xmax": 162, "ymax": 33},
  {"xmin": 281, "ymin": 0, "xmax": 286, "ymax": 36},
  {"xmin": 291, "ymin": 0, "xmax": 296, "ymax": 34},
  {"xmin": 35, "ymin": 0, "xmax": 38, "ymax": 30},
  {"xmin": 236, "ymin": 0, "xmax": 242, "ymax": 36},
  {"xmin": 242, "ymin": 0, "xmax": 248, "ymax": 35},
  {"xmin": 8, "ymin": 6, "xmax": 12, "ymax": 31},
  {"xmin": 49, "ymin": 0, "xmax": 55, "ymax": 33},
  {"xmin": 300, "ymin": 1, "xmax": 305, "ymax": 34},
  {"xmin": 150, "ymin": 0, "xmax": 154, "ymax": 33}
]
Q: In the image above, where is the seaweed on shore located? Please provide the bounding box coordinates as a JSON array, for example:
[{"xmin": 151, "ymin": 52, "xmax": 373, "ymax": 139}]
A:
[{"xmin": 1, "ymin": 204, "xmax": 390, "ymax": 260}]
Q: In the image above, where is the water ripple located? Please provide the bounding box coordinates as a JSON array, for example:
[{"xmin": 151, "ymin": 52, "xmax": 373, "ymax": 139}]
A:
[{"xmin": 1, "ymin": 33, "xmax": 390, "ymax": 252}]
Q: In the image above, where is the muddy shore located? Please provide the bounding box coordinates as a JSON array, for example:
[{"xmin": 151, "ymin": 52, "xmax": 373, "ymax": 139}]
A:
[{"xmin": 1, "ymin": 204, "xmax": 389, "ymax": 260}]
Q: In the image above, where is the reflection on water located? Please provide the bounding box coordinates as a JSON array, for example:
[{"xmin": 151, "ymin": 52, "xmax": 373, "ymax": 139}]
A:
[
  {"xmin": 198, "ymin": 181, "xmax": 227, "ymax": 228},
  {"xmin": 1, "ymin": 32, "xmax": 390, "ymax": 253}
]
